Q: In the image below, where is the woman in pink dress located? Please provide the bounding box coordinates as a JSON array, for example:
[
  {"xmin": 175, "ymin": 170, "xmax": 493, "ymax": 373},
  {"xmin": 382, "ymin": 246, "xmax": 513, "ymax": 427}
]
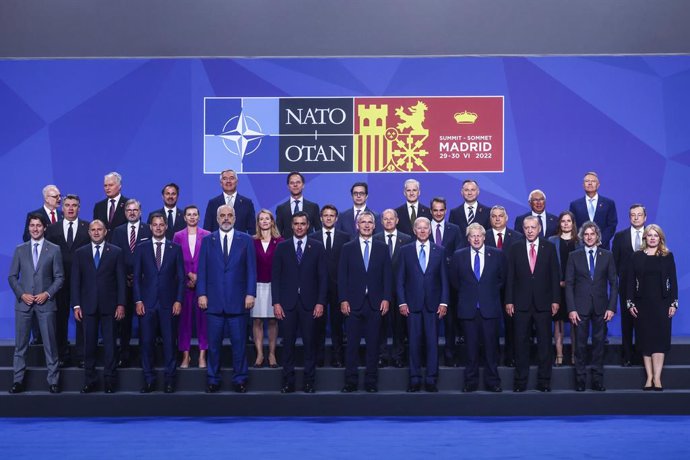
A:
[{"xmin": 173, "ymin": 205, "xmax": 211, "ymax": 368}]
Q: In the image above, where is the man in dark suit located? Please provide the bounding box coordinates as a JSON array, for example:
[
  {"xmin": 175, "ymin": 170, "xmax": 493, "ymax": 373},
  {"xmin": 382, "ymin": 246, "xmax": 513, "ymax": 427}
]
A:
[
  {"xmin": 335, "ymin": 182, "xmax": 378, "ymax": 236},
  {"xmin": 611, "ymin": 203, "xmax": 646, "ymax": 366},
  {"xmin": 92, "ymin": 172, "xmax": 129, "ymax": 239},
  {"xmin": 133, "ymin": 213, "xmax": 185, "ymax": 393},
  {"xmin": 397, "ymin": 217, "xmax": 448, "ymax": 392},
  {"xmin": 197, "ymin": 205, "xmax": 257, "ymax": 393},
  {"xmin": 339, "ymin": 211, "xmax": 392, "ymax": 393},
  {"xmin": 148, "ymin": 183, "xmax": 186, "ymax": 240},
  {"xmin": 8, "ymin": 214, "xmax": 64, "ymax": 394},
  {"xmin": 308, "ymin": 204, "xmax": 352, "ymax": 367},
  {"xmin": 451, "ymin": 223, "xmax": 505, "ymax": 393},
  {"xmin": 395, "ymin": 179, "xmax": 432, "ymax": 237},
  {"xmin": 72, "ymin": 219, "xmax": 126, "ymax": 393},
  {"xmin": 272, "ymin": 211, "xmax": 328, "ymax": 393},
  {"xmin": 505, "ymin": 215, "xmax": 560, "ymax": 392},
  {"xmin": 111, "ymin": 199, "xmax": 152, "ymax": 367},
  {"xmin": 275, "ymin": 171, "xmax": 321, "ymax": 238},
  {"xmin": 513, "ymin": 189, "xmax": 558, "ymax": 238},
  {"xmin": 486, "ymin": 205, "xmax": 524, "ymax": 367},
  {"xmin": 429, "ymin": 196, "xmax": 463, "ymax": 366},
  {"xmin": 373, "ymin": 208, "xmax": 412, "ymax": 368},
  {"xmin": 569, "ymin": 171, "xmax": 618, "ymax": 249},
  {"xmin": 45, "ymin": 194, "xmax": 91, "ymax": 367},
  {"xmin": 448, "ymin": 179, "xmax": 491, "ymax": 234},
  {"xmin": 22, "ymin": 184, "xmax": 62, "ymax": 242},
  {"xmin": 203, "ymin": 169, "xmax": 256, "ymax": 234},
  {"xmin": 566, "ymin": 222, "xmax": 618, "ymax": 391}
]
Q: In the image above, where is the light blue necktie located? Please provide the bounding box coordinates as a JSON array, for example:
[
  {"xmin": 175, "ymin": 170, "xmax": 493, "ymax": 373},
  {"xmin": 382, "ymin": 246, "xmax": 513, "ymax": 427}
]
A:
[
  {"xmin": 589, "ymin": 249, "xmax": 595, "ymax": 279},
  {"xmin": 588, "ymin": 199, "xmax": 595, "ymax": 221},
  {"xmin": 419, "ymin": 243, "xmax": 426, "ymax": 273},
  {"xmin": 94, "ymin": 245, "xmax": 101, "ymax": 268},
  {"xmin": 32, "ymin": 243, "xmax": 39, "ymax": 270},
  {"xmin": 363, "ymin": 240, "xmax": 370, "ymax": 271}
]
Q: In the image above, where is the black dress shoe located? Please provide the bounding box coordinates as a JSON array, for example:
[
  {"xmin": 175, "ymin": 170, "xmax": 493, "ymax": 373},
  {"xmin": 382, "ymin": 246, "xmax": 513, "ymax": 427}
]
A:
[
  {"xmin": 575, "ymin": 383, "xmax": 586, "ymax": 392},
  {"xmin": 341, "ymin": 383, "xmax": 357, "ymax": 393},
  {"xmin": 233, "ymin": 382, "xmax": 248, "ymax": 393},
  {"xmin": 365, "ymin": 384, "xmax": 378, "ymax": 393},
  {"xmin": 406, "ymin": 384, "xmax": 421, "ymax": 393},
  {"xmin": 9, "ymin": 382, "xmax": 24, "ymax": 394},
  {"xmin": 622, "ymin": 360, "xmax": 632, "ymax": 367},
  {"xmin": 303, "ymin": 383, "xmax": 316, "ymax": 393},
  {"xmin": 425, "ymin": 383, "xmax": 438, "ymax": 393},
  {"xmin": 206, "ymin": 383, "xmax": 220, "ymax": 393},
  {"xmin": 49, "ymin": 384, "xmax": 60, "ymax": 394},
  {"xmin": 591, "ymin": 383, "xmax": 606, "ymax": 392},
  {"xmin": 504, "ymin": 359, "xmax": 516, "ymax": 368},
  {"xmin": 80, "ymin": 383, "xmax": 96, "ymax": 394},
  {"xmin": 117, "ymin": 359, "xmax": 130, "ymax": 368},
  {"xmin": 486, "ymin": 385, "xmax": 503, "ymax": 393},
  {"xmin": 58, "ymin": 360, "xmax": 69, "ymax": 368},
  {"xmin": 31, "ymin": 337, "xmax": 43, "ymax": 345},
  {"xmin": 330, "ymin": 360, "xmax": 343, "ymax": 368},
  {"xmin": 104, "ymin": 383, "xmax": 115, "ymax": 394},
  {"xmin": 393, "ymin": 359, "xmax": 405, "ymax": 368},
  {"xmin": 377, "ymin": 358, "xmax": 388, "ymax": 368},
  {"xmin": 463, "ymin": 384, "xmax": 478, "ymax": 393},
  {"xmin": 280, "ymin": 384, "xmax": 295, "ymax": 394},
  {"xmin": 140, "ymin": 382, "xmax": 156, "ymax": 393},
  {"xmin": 164, "ymin": 384, "xmax": 175, "ymax": 394},
  {"xmin": 513, "ymin": 384, "xmax": 526, "ymax": 393},
  {"xmin": 77, "ymin": 360, "xmax": 85, "ymax": 368},
  {"xmin": 536, "ymin": 384, "xmax": 551, "ymax": 392}
]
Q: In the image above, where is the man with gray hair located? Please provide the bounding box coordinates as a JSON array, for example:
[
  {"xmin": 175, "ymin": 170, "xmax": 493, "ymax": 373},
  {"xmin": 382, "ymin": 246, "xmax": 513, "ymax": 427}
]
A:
[
  {"xmin": 395, "ymin": 179, "xmax": 432, "ymax": 237},
  {"xmin": 22, "ymin": 184, "xmax": 63, "ymax": 242},
  {"xmin": 203, "ymin": 169, "xmax": 256, "ymax": 235},
  {"xmin": 93, "ymin": 172, "xmax": 129, "ymax": 238},
  {"xmin": 513, "ymin": 189, "xmax": 558, "ymax": 238}
]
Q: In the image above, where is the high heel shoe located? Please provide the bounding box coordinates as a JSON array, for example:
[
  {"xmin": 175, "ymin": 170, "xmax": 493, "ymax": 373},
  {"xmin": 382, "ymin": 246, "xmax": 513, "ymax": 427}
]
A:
[
  {"xmin": 268, "ymin": 355, "xmax": 278, "ymax": 368},
  {"xmin": 554, "ymin": 355, "xmax": 563, "ymax": 367},
  {"xmin": 198, "ymin": 350, "xmax": 207, "ymax": 369},
  {"xmin": 180, "ymin": 351, "xmax": 190, "ymax": 369},
  {"xmin": 254, "ymin": 356, "xmax": 265, "ymax": 368}
]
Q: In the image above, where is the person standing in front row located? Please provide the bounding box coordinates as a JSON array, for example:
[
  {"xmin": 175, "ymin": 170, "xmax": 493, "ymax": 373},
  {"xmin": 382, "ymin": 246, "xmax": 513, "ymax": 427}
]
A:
[{"xmin": 197, "ymin": 205, "xmax": 257, "ymax": 393}]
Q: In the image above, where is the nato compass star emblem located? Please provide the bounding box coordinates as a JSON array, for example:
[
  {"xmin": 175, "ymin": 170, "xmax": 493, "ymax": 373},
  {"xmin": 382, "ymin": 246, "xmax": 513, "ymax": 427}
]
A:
[{"xmin": 217, "ymin": 112, "xmax": 265, "ymax": 164}]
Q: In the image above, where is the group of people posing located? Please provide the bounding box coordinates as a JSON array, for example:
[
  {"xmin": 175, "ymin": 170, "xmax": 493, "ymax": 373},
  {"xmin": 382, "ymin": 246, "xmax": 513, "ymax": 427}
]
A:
[{"xmin": 7, "ymin": 169, "xmax": 678, "ymax": 394}]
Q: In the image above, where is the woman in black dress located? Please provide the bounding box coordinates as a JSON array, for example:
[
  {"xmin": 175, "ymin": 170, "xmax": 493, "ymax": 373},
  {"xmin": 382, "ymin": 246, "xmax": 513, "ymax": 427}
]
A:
[
  {"xmin": 627, "ymin": 224, "xmax": 678, "ymax": 390},
  {"xmin": 548, "ymin": 211, "xmax": 580, "ymax": 366}
]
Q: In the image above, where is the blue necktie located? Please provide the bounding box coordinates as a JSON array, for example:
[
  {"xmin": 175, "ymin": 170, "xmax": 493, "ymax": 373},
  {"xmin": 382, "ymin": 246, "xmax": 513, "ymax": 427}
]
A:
[
  {"xmin": 32, "ymin": 243, "xmax": 39, "ymax": 270},
  {"xmin": 94, "ymin": 245, "xmax": 101, "ymax": 268},
  {"xmin": 363, "ymin": 240, "xmax": 370, "ymax": 271},
  {"xmin": 296, "ymin": 240, "xmax": 303, "ymax": 264},
  {"xmin": 474, "ymin": 249, "xmax": 481, "ymax": 281},
  {"xmin": 589, "ymin": 249, "xmax": 595, "ymax": 279},
  {"xmin": 293, "ymin": 200, "xmax": 300, "ymax": 215},
  {"xmin": 419, "ymin": 243, "xmax": 426, "ymax": 273}
]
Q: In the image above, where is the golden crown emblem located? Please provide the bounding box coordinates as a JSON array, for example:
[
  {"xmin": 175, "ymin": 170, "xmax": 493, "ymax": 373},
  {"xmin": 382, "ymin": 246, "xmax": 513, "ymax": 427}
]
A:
[{"xmin": 454, "ymin": 111, "xmax": 478, "ymax": 124}]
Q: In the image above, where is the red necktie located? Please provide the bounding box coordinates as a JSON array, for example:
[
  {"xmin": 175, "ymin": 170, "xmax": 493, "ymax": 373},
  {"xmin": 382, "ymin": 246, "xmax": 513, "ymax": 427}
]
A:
[
  {"xmin": 529, "ymin": 243, "xmax": 537, "ymax": 273},
  {"xmin": 50, "ymin": 210, "xmax": 56, "ymax": 224},
  {"xmin": 497, "ymin": 232, "xmax": 503, "ymax": 249}
]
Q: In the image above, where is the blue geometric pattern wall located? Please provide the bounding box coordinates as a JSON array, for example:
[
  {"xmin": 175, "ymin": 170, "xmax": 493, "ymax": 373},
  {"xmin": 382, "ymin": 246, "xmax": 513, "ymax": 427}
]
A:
[{"xmin": 1, "ymin": 56, "xmax": 689, "ymax": 338}]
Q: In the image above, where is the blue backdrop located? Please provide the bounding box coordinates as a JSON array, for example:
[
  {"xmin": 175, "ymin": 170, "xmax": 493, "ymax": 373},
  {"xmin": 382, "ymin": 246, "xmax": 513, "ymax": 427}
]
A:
[{"xmin": 1, "ymin": 56, "xmax": 688, "ymax": 338}]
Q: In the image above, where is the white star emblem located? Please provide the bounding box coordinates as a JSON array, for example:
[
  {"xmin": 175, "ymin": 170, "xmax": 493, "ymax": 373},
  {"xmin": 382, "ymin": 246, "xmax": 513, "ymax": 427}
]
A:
[{"xmin": 218, "ymin": 112, "xmax": 265, "ymax": 159}]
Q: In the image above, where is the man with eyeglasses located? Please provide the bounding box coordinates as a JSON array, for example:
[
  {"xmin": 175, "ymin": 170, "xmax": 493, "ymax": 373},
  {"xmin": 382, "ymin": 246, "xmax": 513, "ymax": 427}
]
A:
[
  {"xmin": 513, "ymin": 189, "xmax": 559, "ymax": 238},
  {"xmin": 22, "ymin": 184, "xmax": 62, "ymax": 242},
  {"xmin": 335, "ymin": 182, "xmax": 378, "ymax": 237}
]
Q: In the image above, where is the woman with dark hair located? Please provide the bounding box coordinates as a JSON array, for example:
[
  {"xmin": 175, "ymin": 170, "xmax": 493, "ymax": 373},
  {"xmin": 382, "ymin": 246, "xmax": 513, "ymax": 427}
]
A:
[
  {"xmin": 548, "ymin": 211, "xmax": 580, "ymax": 366},
  {"xmin": 627, "ymin": 224, "xmax": 678, "ymax": 390}
]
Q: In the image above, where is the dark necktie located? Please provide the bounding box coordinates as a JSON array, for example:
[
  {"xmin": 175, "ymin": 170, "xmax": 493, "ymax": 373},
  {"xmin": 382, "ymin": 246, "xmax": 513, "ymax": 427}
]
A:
[
  {"xmin": 497, "ymin": 232, "xmax": 503, "ymax": 249},
  {"xmin": 108, "ymin": 199, "xmax": 116, "ymax": 223},
  {"xmin": 325, "ymin": 231, "xmax": 332, "ymax": 252},
  {"xmin": 536, "ymin": 214, "xmax": 544, "ymax": 237},
  {"xmin": 67, "ymin": 222, "xmax": 74, "ymax": 248},
  {"xmin": 155, "ymin": 242, "xmax": 162, "ymax": 270},
  {"xmin": 296, "ymin": 240, "xmax": 303, "ymax": 264},
  {"xmin": 167, "ymin": 209, "xmax": 174, "ymax": 231},
  {"xmin": 94, "ymin": 245, "xmax": 101, "ymax": 268},
  {"xmin": 589, "ymin": 249, "xmax": 595, "ymax": 279},
  {"xmin": 410, "ymin": 205, "xmax": 416, "ymax": 223},
  {"xmin": 223, "ymin": 234, "xmax": 229, "ymax": 262},
  {"xmin": 129, "ymin": 225, "xmax": 136, "ymax": 253},
  {"xmin": 435, "ymin": 223, "xmax": 442, "ymax": 246},
  {"xmin": 387, "ymin": 234, "xmax": 394, "ymax": 259},
  {"xmin": 293, "ymin": 200, "xmax": 300, "ymax": 215},
  {"xmin": 467, "ymin": 206, "xmax": 475, "ymax": 224}
]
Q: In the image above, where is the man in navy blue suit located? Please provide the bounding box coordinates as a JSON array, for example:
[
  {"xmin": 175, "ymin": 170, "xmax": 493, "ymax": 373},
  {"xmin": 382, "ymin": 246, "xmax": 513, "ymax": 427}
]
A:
[
  {"xmin": 148, "ymin": 183, "xmax": 186, "ymax": 240},
  {"xmin": 203, "ymin": 169, "xmax": 256, "ymax": 235},
  {"xmin": 275, "ymin": 171, "xmax": 321, "ymax": 238},
  {"xmin": 429, "ymin": 196, "xmax": 464, "ymax": 366},
  {"xmin": 397, "ymin": 217, "xmax": 448, "ymax": 392},
  {"xmin": 22, "ymin": 184, "xmax": 62, "ymax": 242},
  {"xmin": 197, "ymin": 204, "xmax": 257, "ymax": 393},
  {"xmin": 92, "ymin": 172, "xmax": 129, "ymax": 239},
  {"xmin": 513, "ymin": 189, "xmax": 559, "ymax": 238},
  {"xmin": 394, "ymin": 179, "xmax": 432, "ymax": 237},
  {"xmin": 272, "ymin": 211, "xmax": 328, "ymax": 393},
  {"xmin": 72, "ymin": 220, "xmax": 126, "ymax": 393},
  {"xmin": 448, "ymin": 179, "xmax": 491, "ymax": 234},
  {"xmin": 335, "ymin": 182, "xmax": 378, "ymax": 237},
  {"xmin": 569, "ymin": 172, "xmax": 618, "ymax": 249},
  {"xmin": 339, "ymin": 211, "xmax": 392, "ymax": 393},
  {"xmin": 133, "ymin": 213, "xmax": 185, "ymax": 393},
  {"xmin": 451, "ymin": 223, "xmax": 506, "ymax": 392}
]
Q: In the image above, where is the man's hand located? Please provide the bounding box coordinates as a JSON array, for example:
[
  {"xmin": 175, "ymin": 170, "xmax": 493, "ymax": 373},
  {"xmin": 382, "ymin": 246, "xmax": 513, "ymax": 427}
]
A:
[
  {"xmin": 505, "ymin": 303, "xmax": 515, "ymax": 317},
  {"xmin": 380, "ymin": 300, "xmax": 389, "ymax": 316},
  {"xmin": 73, "ymin": 307, "xmax": 82, "ymax": 321},
  {"xmin": 399, "ymin": 304, "xmax": 410, "ymax": 317},
  {"xmin": 313, "ymin": 304, "xmax": 324, "ymax": 319},
  {"xmin": 136, "ymin": 301, "xmax": 146, "ymax": 316},
  {"xmin": 551, "ymin": 303, "xmax": 559, "ymax": 316},
  {"xmin": 437, "ymin": 305, "xmax": 447, "ymax": 319},
  {"xmin": 20, "ymin": 294, "xmax": 34, "ymax": 306},
  {"xmin": 341, "ymin": 301, "xmax": 350, "ymax": 316},
  {"xmin": 274, "ymin": 303, "xmax": 285, "ymax": 320},
  {"xmin": 198, "ymin": 295, "xmax": 208, "ymax": 310},
  {"xmin": 34, "ymin": 292, "xmax": 49, "ymax": 305},
  {"xmin": 114, "ymin": 305, "xmax": 125, "ymax": 320},
  {"xmin": 604, "ymin": 310, "xmax": 615, "ymax": 322},
  {"xmin": 172, "ymin": 302, "xmax": 182, "ymax": 316},
  {"xmin": 245, "ymin": 295, "xmax": 255, "ymax": 310},
  {"xmin": 569, "ymin": 311, "xmax": 580, "ymax": 326}
]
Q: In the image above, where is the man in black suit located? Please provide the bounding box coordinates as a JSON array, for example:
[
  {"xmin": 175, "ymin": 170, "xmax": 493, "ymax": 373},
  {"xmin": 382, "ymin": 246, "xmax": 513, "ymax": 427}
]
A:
[
  {"xmin": 45, "ymin": 194, "xmax": 91, "ymax": 367},
  {"xmin": 92, "ymin": 172, "xmax": 129, "ymax": 239},
  {"xmin": 486, "ymin": 205, "xmax": 524, "ymax": 367},
  {"xmin": 448, "ymin": 179, "xmax": 491, "ymax": 234},
  {"xmin": 148, "ymin": 183, "xmax": 185, "ymax": 240},
  {"xmin": 308, "ymin": 204, "xmax": 352, "ymax": 367},
  {"xmin": 566, "ymin": 222, "xmax": 617, "ymax": 392},
  {"xmin": 505, "ymin": 215, "xmax": 560, "ymax": 392},
  {"xmin": 611, "ymin": 203, "xmax": 646, "ymax": 366},
  {"xmin": 395, "ymin": 179, "xmax": 432, "ymax": 237},
  {"xmin": 429, "ymin": 197, "xmax": 463, "ymax": 366},
  {"xmin": 373, "ymin": 208, "xmax": 412, "ymax": 368},
  {"xmin": 335, "ymin": 182, "xmax": 378, "ymax": 236},
  {"xmin": 111, "ymin": 199, "xmax": 152, "ymax": 367},
  {"xmin": 513, "ymin": 189, "xmax": 558, "ymax": 238},
  {"xmin": 22, "ymin": 184, "xmax": 62, "ymax": 242},
  {"xmin": 272, "ymin": 212, "xmax": 328, "ymax": 393},
  {"xmin": 275, "ymin": 171, "xmax": 321, "ymax": 238},
  {"xmin": 72, "ymin": 220, "xmax": 126, "ymax": 393},
  {"xmin": 339, "ymin": 211, "xmax": 392, "ymax": 393},
  {"xmin": 203, "ymin": 169, "xmax": 256, "ymax": 234}
]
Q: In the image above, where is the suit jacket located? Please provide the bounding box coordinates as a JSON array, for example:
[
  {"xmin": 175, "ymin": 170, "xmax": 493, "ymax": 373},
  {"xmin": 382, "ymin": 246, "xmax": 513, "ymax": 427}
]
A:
[
  {"xmin": 565, "ymin": 247, "xmax": 618, "ymax": 315},
  {"xmin": 275, "ymin": 198, "xmax": 321, "ymax": 238},
  {"xmin": 611, "ymin": 227, "xmax": 638, "ymax": 295},
  {"xmin": 569, "ymin": 195, "xmax": 618, "ymax": 249},
  {"xmin": 111, "ymin": 221, "xmax": 153, "ymax": 276},
  {"xmin": 196, "ymin": 229, "xmax": 257, "ymax": 314},
  {"xmin": 429, "ymin": 221, "xmax": 463, "ymax": 265},
  {"xmin": 271, "ymin": 238, "xmax": 328, "ymax": 311},
  {"xmin": 626, "ymin": 251, "xmax": 678, "ymax": 306},
  {"xmin": 338, "ymin": 238, "xmax": 392, "ymax": 311},
  {"xmin": 448, "ymin": 201, "xmax": 491, "ymax": 235},
  {"xmin": 23, "ymin": 207, "xmax": 63, "ymax": 242},
  {"xmin": 45, "ymin": 219, "xmax": 91, "ymax": 282},
  {"xmin": 373, "ymin": 231, "xmax": 413, "ymax": 271},
  {"xmin": 308, "ymin": 229, "xmax": 351, "ymax": 290},
  {"xmin": 505, "ymin": 238, "xmax": 561, "ymax": 312},
  {"xmin": 8, "ymin": 239, "xmax": 64, "ymax": 312},
  {"xmin": 133, "ymin": 239, "xmax": 185, "ymax": 310},
  {"xmin": 173, "ymin": 227, "xmax": 211, "ymax": 277},
  {"xmin": 394, "ymin": 202, "xmax": 432, "ymax": 237},
  {"xmin": 396, "ymin": 241, "xmax": 448, "ymax": 313},
  {"xmin": 203, "ymin": 193, "xmax": 256, "ymax": 235},
  {"xmin": 450, "ymin": 246, "xmax": 505, "ymax": 319},
  {"xmin": 485, "ymin": 228, "xmax": 524, "ymax": 251},
  {"xmin": 71, "ymin": 243, "xmax": 126, "ymax": 315},
  {"xmin": 148, "ymin": 208, "xmax": 186, "ymax": 240},
  {"xmin": 93, "ymin": 195, "xmax": 129, "ymax": 237},
  {"xmin": 335, "ymin": 207, "xmax": 379, "ymax": 237},
  {"xmin": 514, "ymin": 211, "xmax": 559, "ymax": 238}
]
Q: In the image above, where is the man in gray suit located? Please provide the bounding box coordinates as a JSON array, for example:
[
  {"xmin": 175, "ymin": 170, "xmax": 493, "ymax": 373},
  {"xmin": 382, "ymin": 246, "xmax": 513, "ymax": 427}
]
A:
[
  {"xmin": 566, "ymin": 221, "xmax": 617, "ymax": 392},
  {"xmin": 7, "ymin": 214, "xmax": 64, "ymax": 393}
]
